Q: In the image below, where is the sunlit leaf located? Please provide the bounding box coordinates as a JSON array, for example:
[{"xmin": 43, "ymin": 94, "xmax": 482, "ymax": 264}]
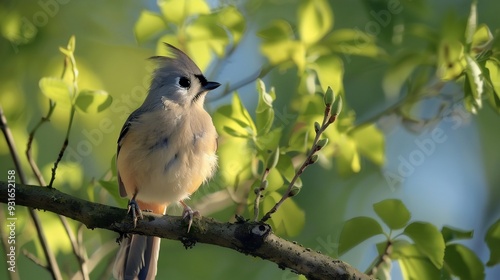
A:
[
  {"xmin": 403, "ymin": 222, "xmax": 445, "ymax": 268},
  {"xmin": 217, "ymin": 6, "xmax": 245, "ymax": 44},
  {"xmin": 310, "ymin": 54, "xmax": 343, "ymax": 94},
  {"xmin": 255, "ymin": 79, "xmax": 275, "ymax": 135},
  {"xmin": 383, "ymin": 52, "xmax": 424, "ymax": 98},
  {"xmin": 444, "ymin": 244, "xmax": 484, "ymax": 279},
  {"xmin": 441, "ymin": 226, "xmax": 474, "ymax": 243},
  {"xmin": 276, "ymin": 154, "xmax": 297, "ymax": 185},
  {"xmin": 298, "ymin": 0, "xmax": 333, "ymax": 45},
  {"xmin": 39, "ymin": 77, "xmax": 73, "ymax": 106},
  {"xmin": 398, "ymin": 244, "xmax": 441, "ymax": 280},
  {"xmin": 75, "ymin": 90, "xmax": 113, "ymax": 113},
  {"xmin": 158, "ymin": 0, "xmax": 210, "ymax": 25},
  {"xmin": 258, "ymin": 19, "xmax": 294, "ymax": 42},
  {"xmin": 351, "ymin": 124, "xmax": 385, "ymax": 166},
  {"xmin": 437, "ymin": 39, "xmax": 465, "ymax": 81},
  {"xmin": 373, "ymin": 199, "xmax": 410, "ymax": 230},
  {"xmin": 255, "ymin": 127, "xmax": 282, "ymax": 153},
  {"xmin": 327, "ymin": 29, "xmax": 384, "ymax": 58},
  {"xmin": 155, "ymin": 34, "xmax": 180, "ymax": 56},
  {"xmin": 134, "ymin": 10, "xmax": 166, "ymax": 44},
  {"xmin": 335, "ymin": 134, "xmax": 360, "ymax": 175},
  {"xmin": 338, "ymin": 216, "xmax": 383, "ymax": 255},
  {"xmin": 213, "ymin": 94, "xmax": 256, "ymax": 138},
  {"xmin": 265, "ymin": 168, "xmax": 284, "ymax": 193},
  {"xmin": 471, "ymin": 24, "xmax": 493, "ymax": 53},
  {"xmin": 464, "ymin": 54, "xmax": 484, "ymax": 112},
  {"xmin": 486, "ymin": 60, "xmax": 500, "ymax": 98},
  {"xmin": 464, "ymin": 0, "xmax": 477, "ymax": 45},
  {"xmin": 258, "ymin": 20, "xmax": 297, "ymax": 65},
  {"xmin": 66, "ymin": 35, "xmax": 76, "ymax": 53},
  {"xmin": 186, "ymin": 14, "xmax": 228, "ymax": 70},
  {"xmin": 485, "ymin": 218, "xmax": 500, "ymax": 266}
]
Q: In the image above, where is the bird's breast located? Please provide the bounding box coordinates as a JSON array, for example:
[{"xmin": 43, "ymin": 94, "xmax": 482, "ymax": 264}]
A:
[{"xmin": 119, "ymin": 107, "xmax": 217, "ymax": 204}]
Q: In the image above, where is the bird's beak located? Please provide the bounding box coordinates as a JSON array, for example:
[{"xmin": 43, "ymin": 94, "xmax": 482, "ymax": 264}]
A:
[{"xmin": 203, "ymin": 81, "xmax": 221, "ymax": 91}]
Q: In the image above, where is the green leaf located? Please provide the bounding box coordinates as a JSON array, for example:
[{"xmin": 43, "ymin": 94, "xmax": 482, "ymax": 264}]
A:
[
  {"xmin": 383, "ymin": 52, "xmax": 423, "ymax": 98},
  {"xmin": 486, "ymin": 60, "xmax": 500, "ymax": 99},
  {"xmin": 134, "ymin": 10, "xmax": 166, "ymax": 44},
  {"xmin": 335, "ymin": 134, "xmax": 360, "ymax": 175},
  {"xmin": 258, "ymin": 19, "xmax": 293, "ymax": 42},
  {"xmin": 213, "ymin": 94, "xmax": 256, "ymax": 188},
  {"xmin": 75, "ymin": 90, "xmax": 113, "ymax": 113},
  {"xmin": 351, "ymin": 124, "xmax": 385, "ymax": 166},
  {"xmin": 465, "ymin": 0, "xmax": 477, "ymax": 45},
  {"xmin": 99, "ymin": 180, "xmax": 125, "ymax": 206},
  {"xmin": 255, "ymin": 79, "xmax": 275, "ymax": 135},
  {"xmin": 276, "ymin": 154, "xmax": 301, "ymax": 188},
  {"xmin": 444, "ymin": 243, "xmax": 484, "ymax": 279},
  {"xmin": 158, "ymin": 0, "xmax": 210, "ymax": 25},
  {"xmin": 265, "ymin": 167, "xmax": 284, "ymax": 193},
  {"xmin": 373, "ymin": 199, "xmax": 410, "ymax": 230},
  {"xmin": 471, "ymin": 24, "xmax": 493, "ymax": 53},
  {"xmin": 437, "ymin": 39, "xmax": 465, "ymax": 81},
  {"xmin": 327, "ymin": 29, "xmax": 383, "ymax": 58},
  {"xmin": 403, "ymin": 222, "xmax": 446, "ymax": 268},
  {"xmin": 441, "ymin": 226, "xmax": 474, "ymax": 243},
  {"xmin": 464, "ymin": 54, "xmax": 484, "ymax": 112},
  {"xmin": 186, "ymin": 14, "xmax": 228, "ymax": 70},
  {"xmin": 485, "ymin": 218, "xmax": 500, "ymax": 266},
  {"xmin": 263, "ymin": 192, "xmax": 305, "ymax": 237},
  {"xmin": 398, "ymin": 244, "xmax": 441, "ymax": 280},
  {"xmin": 265, "ymin": 147, "xmax": 280, "ymax": 170},
  {"xmin": 338, "ymin": 216, "xmax": 384, "ymax": 255},
  {"xmin": 298, "ymin": 0, "xmax": 333, "ymax": 45},
  {"xmin": 213, "ymin": 94, "xmax": 256, "ymax": 138},
  {"xmin": 311, "ymin": 54, "xmax": 343, "ymax": 94},
  {"xmin": 217, "ymin": 6, "xmax": 245, "ymax": 44},
  {"xmin": 258, "ymin": 20, "xmax": 305, "ymax": 70},
  {"xmin": 255, "ymin": 127, "xmax": 282, "ymax": 152},
  {"xmin": 66, "ymin": 35, "xmax": 76, "ymax": 53},
  {"xmin": 39, "ymin": 77, "xmax": 73, "ymax": 106}
]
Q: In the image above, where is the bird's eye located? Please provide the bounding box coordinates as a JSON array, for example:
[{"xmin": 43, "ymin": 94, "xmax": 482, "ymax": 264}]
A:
[{"xmin": 178, "ymin": 77, "xmax": 191, "ymax": 89}]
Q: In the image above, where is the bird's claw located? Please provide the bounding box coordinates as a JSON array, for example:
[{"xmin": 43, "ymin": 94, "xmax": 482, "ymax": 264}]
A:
[
  {"xmin": 127, "ymin": 199, "xmax": 143, "ymax": 228},
  {"xmin": 181, "ymin": 203, "xmax": 200, "ymax": 233}
]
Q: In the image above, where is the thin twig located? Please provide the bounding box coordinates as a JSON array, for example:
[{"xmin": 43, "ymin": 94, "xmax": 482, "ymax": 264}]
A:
[
  {"xmin": 25, "ymin": 52, "xmax": 89, "ymax": 279},
  {"xmin": 48, "ymin": 49, "xmax": 78, "ymax": 188},
  {"xmin": 366, "ymin": 240, "xmax": 392, "ymax": 276},
  {"xmin": 23, "ymin": 249, "xmax": 48, "ymax": 269},
  {"xmin": 26, "ymin": 100, "xmax": 56, "ymax": 183},
  {"xmin": 261, "ymin": 104, "xmax": 336, "ymax": 222},
  {"xmin": 0, "ymin": 105, "xmax": 63, "ymax": 280},
  {"xmin": 253, "ymin": 168, "xmax": 270, "ymax": 221}
]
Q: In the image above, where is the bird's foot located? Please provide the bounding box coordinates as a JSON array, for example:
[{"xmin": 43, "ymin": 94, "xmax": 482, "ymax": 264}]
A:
[
  {"xmin": 180, "ymin": 201, "xmax": 200, "ymax": 233},
  {"xmin": 127, "ymin": 198, "xmax": 143, "ymax": 228}
]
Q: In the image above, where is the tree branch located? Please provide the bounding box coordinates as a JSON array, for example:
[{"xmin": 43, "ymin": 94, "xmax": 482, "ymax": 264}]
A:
[{"xmin": 0, "ymin": 182, "xmax": 372, "ymax": 280}]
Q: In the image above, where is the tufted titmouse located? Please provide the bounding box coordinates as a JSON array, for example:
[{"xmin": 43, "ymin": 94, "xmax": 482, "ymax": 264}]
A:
[{"xmin": 112, "ymin": 44, "xmax": 219, "ymax": 280}]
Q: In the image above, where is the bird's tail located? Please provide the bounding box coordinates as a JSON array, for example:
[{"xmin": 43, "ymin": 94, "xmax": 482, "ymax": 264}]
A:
[
  {"xmin": 113, "ymin": 235, "xmax": 161, "ymax": 280},
  {"xmin": 113, "ymin": 202, "xmax": 166, "ymax": 280}
]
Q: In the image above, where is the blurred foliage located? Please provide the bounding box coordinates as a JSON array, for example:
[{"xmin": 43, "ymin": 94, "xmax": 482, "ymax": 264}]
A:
[
  {"xmin": 339, "ymin": 199, "xmax": 486, "ymax": 279},
  {"xmin": 0, "ymin": 0, "xmax": 500, "ymax": 279}
]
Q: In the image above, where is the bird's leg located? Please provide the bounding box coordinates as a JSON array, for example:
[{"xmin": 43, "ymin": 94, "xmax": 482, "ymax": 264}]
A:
[
  {"xmin": 127, "ymin": 194, "xmax": 143, "ymax": 228},
  {"xmin": 180, "ymin": 201, "xmax": 200, "ymax": 233}
]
